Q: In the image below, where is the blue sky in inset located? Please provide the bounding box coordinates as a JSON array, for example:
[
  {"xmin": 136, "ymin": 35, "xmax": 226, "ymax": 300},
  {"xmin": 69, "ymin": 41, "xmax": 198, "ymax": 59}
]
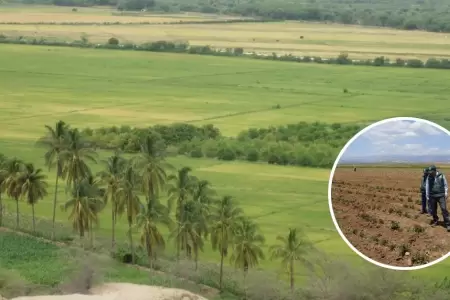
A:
[{"xmin": 341, "ymin": 119, "xmax": 450, "ymax": 159}]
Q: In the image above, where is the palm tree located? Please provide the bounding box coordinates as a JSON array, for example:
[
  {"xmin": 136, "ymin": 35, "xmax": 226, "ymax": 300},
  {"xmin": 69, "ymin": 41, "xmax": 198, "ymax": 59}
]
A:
[
  {"xmin": 210, "ymin": 196, "xmax": 243, "ymax": 290},
  {"xmin": 62, "ymin": 177, "xmax": 104, "ymax": 244},
  {"xmin": 192, "ymin": 180, "xmax": 216, "ymax": 238},
  {"xmin": 60, "ymin": 128, "xmax": 97, "ymax": 191},
  {"xmin": 0, "ymin": 154, "xmax": 7, "ymax": 226},
  {"xmin": 180, "ymin": 201, "xmax": 206, "ymax": 270},
  {"xmin": 136, "ymin": 196, "xmax": 172, "ymax": 268},
  {"xmin": 98, "ymin": 151, "xmax": 126, "ymax": 248},
  {"xmin": 117, "ymin": 163, "xmax": 141, "ymax": 264},
  {"xmin": 17, "ymin": 163, "xmax": 48, "ymax": 233},
  {"xmin": 230, "ymin": 218, "xmax": 265, "ymax": 299},
  {"xmin": 84, "ymin": 175, "xmax": 105, "ymax": 247},
  {"xmin": 133, "ymin": 135, "xmax": 171, "ymax": 203},
  {"xmin": 167, "ymin": 166, "xmax": 196, "ymax": 261},
  {"xmin": 230, "ymin": 218, "xmax": 265, "ymax": 284},
  {"xmin": 269, "ymin": 228, "xmax": 314, "ymax": 292},
  {"xmin": 1, "ymin": 158, "xmax": 25, "ymax": 228},
  {"xmin": 36, "ymin": 120, "xmax": 69, "ymax": 240}
]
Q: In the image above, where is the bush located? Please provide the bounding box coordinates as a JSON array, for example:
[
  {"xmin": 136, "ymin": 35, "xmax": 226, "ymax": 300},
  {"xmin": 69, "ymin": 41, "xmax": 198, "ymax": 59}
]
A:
[
  {"xmin": 107, "ymin": 37, "xmax": 119, "ymax": 45},
  {"xmin": 71, "ymin": 121, "xmax": 363, "ymax": 168}
]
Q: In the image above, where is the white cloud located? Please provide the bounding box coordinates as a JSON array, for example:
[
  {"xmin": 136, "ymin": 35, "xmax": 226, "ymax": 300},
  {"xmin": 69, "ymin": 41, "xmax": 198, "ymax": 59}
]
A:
[
  {"xmin": 364, "ymin": 120, "xmax": 443, "ymax": 142},
  {"xmin": 349, "ymin": 119, "xmax": 450, "ymax": 157}
]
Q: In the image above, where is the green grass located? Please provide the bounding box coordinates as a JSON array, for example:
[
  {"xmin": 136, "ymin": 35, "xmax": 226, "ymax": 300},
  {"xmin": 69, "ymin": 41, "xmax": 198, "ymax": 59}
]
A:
[
  {"xmin": 1, "ymin": 43, "xmax": 450, "ymax": 283},
  {"xmin": 0, "ymin": 138, "xmax": 337, "ymax": 275},
  {"xmin": 0, "ymin": 230, "xmax": 72, "ymax": 286},
  {"xmin": 0, "ymin": 231, "xmax": 215, "ymax": 298},
  {"xmin": 1, "ymin": 44, "xmax": 450, "ymax": 138}
]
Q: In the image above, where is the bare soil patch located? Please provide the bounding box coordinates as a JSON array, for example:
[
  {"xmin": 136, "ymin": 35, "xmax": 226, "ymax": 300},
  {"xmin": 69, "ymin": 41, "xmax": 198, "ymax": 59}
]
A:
[{"xmin": 331, "ymin": 167, "xmax": 450, "ymax": 267}]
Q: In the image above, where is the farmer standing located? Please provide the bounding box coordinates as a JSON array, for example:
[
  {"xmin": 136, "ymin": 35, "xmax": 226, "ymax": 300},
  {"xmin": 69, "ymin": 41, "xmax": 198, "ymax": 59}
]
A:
[
  {"xmin": 426, "ymin": 165, "xmax": 450, "ymax": 231},
  {"xmin": 420, "ymin": 167, "xmax": 430, "ymax": 214}
]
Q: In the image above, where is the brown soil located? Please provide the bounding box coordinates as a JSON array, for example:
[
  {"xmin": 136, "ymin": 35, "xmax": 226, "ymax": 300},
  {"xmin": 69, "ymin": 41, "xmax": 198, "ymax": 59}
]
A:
[{"xmin": 331, "ymin": 167, "xmax": 450, "ymax": 267}]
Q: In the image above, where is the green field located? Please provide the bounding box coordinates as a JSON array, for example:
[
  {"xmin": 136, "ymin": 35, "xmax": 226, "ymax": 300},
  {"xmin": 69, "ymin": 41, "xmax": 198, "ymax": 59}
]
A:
[
  {"xmin": 1, "ymin": 42, "xmax": 450, "ymax": 285},
  {"xmin": 0, "ymin": 230, "xmax": 214, "ymax": 298},
  {"xmin": 1, "ymin": 44, "xmax": 450, "ymax": 139}
]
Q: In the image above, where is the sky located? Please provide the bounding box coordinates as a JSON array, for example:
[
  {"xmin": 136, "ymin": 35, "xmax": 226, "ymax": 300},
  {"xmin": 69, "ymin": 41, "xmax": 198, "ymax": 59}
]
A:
[{"xmin": 340, "ymin": 119, "xmax": 450, "ymax": 161}]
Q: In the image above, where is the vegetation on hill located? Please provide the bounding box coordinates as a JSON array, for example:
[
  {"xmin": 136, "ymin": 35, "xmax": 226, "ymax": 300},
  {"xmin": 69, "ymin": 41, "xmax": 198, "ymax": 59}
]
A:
[
  {"xmin": 7, "ymin": 0, "xmax": 450, "ymax": 33},
  {"xmin": 1, "ymin": 119, "xmax": 330, "ymax": 298},
  {"xmin": 4, "ymin": 222, "xmax": 450, "ymax": 299}
]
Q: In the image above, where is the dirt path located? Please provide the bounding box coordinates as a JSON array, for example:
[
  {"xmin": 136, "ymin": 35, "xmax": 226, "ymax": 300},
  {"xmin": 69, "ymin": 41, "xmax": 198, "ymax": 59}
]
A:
[{"xmin": 10, "ymin": 282, "xmax": 207, "ymax": 300}]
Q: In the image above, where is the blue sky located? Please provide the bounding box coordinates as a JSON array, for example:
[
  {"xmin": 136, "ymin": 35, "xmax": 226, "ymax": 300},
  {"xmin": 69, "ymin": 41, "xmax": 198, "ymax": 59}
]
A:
[{"xmin": 341, "ymin": 119, "xmax": 450, "ymax": 160}]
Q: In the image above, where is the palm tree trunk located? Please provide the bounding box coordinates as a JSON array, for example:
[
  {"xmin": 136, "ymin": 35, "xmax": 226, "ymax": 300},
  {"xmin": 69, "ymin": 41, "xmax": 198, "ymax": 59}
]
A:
[
  {"xmin": 244, "ymin": 270, "xmax": 248, "ymax": 300},
  {"xmin": 31, "ymin": 203, "xmax": 36, "ymax": 233},
  {"xmin": 146, "ymin": 235, "xmax": 153, "ymax": 269},
  {"xmin": 79, "ymin": 218, "xmax": 84, "ymax": 238},
  {"xmin": 0, "ymin": 192, "xmax": 3, "ymax": 227},
  {"xmin": 219, "ymin": 249, "xmax": 224, "ymax": 290},
  {"xmin": 51, "ymin": 172, "xmax": 59, "ymax": 240},
  {"xmin": 89, "ymin": 221, "xmax": 94, "ymax": 249},
  {"xmin": 290, "ymin": 259, "xmax": 294, "ymax": 293},
  {"xmin": 111, "ymin": 199, "xmax": 116, "ymax": 249},
  {"xmin": 194, "ymin": 246, "xmax": 198, "ymax": 271},
  {"xmin": 128, "ymin": 217, "xmax": 135, "ymax": 264},
  {"xmin": 176, "ymin": 204, "xmax": 181, "ymax": 261},
  {"xmin": 15, "ymin": 198, "xmax": 19, "ymax": 228}
]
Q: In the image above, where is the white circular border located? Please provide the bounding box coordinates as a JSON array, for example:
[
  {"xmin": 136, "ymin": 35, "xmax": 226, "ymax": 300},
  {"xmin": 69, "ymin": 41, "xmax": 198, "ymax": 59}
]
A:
[{"xmin": 328, "ymin": 116, "xmax": 450, "ymax": 271}]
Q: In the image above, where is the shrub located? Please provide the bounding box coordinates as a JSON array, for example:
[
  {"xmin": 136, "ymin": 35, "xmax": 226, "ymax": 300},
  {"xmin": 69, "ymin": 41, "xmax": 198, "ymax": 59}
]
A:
[
  {"xmin": 108, "ymin": 37, "xmax": 119, "ymax": 45},
  {"xmin": 390, "ymin": 221, "xmax": 400, "ymax": 230}
]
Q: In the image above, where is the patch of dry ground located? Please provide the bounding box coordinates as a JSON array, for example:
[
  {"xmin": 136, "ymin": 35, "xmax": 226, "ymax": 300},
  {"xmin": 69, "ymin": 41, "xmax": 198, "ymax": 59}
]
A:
[
  {"xmin": 0, "ymin": 6, "xmax": 243, "ymax": 24},
  {"xmin": 1, "ymin": 21, "xmax": 450, "ymax": 59},
  {"xmin": 9, "ymin": 283, "xmax": 207, "ymax": 300},
  {"xmin": 331, "ymin": 167, "xmax": 450, "ymax": 267}
]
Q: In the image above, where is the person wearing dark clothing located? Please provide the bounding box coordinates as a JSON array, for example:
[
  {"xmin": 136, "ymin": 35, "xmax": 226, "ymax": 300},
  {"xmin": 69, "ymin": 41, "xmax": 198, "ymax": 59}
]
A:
[
  {"xmin": 420, "ymin": 167, "xmax": 430, "ymax": 214},
  {"xmin": 426, "ymin": 165, "xmax": 450, "ymax": 231}
]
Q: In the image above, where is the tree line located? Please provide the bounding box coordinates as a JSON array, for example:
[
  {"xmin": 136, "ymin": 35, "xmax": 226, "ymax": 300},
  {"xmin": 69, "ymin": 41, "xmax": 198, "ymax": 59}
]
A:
[
  {"xmin": 77, "ymin": 121, "xmax": 362, "ymax": 168},
  {"xmin": 2, "ymin": 35, "xmax": 450, "ymax": 70},
  {"xmin": 12, "ymin": 0, "xmax": 450, "ymax": 33},
  {"xmin": 0, "ymin": 120, "xmax": 315, "ymax": 292}
]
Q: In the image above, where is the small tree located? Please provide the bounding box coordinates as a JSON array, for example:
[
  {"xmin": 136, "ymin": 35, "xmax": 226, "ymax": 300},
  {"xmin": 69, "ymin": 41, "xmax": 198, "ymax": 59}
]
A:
[{"xmin": 108, "ymin": 37, "xmax": 120, "ymax": 46}]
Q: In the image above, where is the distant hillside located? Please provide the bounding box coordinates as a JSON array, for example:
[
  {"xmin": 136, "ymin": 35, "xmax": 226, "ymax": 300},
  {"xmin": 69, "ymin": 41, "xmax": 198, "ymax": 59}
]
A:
[
  {"xmin": 339, "ymin": 154, "xmax": 450, "ymax": 165},
  {"xmin": 7, "ymin": 0, "xmax": 450, "ymax": 33}
]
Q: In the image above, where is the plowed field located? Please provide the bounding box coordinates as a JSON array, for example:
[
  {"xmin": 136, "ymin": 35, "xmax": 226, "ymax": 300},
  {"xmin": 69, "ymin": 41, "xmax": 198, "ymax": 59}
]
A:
[{"xmin": 331, "ymin": 167, "xmax": 450, "ymax": 267}]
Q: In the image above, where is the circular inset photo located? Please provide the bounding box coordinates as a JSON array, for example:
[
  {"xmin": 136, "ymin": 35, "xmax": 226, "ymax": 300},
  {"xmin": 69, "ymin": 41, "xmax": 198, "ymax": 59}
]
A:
[{"xmin": 329, "ymin": 117, "xmax": 450, "ymax": 270}]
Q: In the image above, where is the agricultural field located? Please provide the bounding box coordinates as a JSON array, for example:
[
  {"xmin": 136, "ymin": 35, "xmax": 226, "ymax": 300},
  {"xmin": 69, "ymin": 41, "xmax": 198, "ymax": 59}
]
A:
[
  {"xmin": 0, "ymin": 5, "xmax": 244, "ymax": 23},
  {"xmin": 331, "ymin": 166, "xmax": 450, "ymax": 267},
  {"xmin": 0, "ymin": 137, "xmax": 338, "ymax": 272},
  {"xmin": 1, "ymin": 5, "xmax": 450, "ymax": 59},
  {"xmin": 1, "ymin": 44, "xmax": 450, "ymax": 139},
  {"xmin": 1, "ymin": 20, "xmax": 450, "ymax": 297}
]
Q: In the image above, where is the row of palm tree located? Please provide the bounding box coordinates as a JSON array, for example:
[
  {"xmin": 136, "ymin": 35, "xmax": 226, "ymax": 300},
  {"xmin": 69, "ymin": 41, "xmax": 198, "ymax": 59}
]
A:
[
  {"xmin": 0, "ymin": 154, "xmax": 49, "ymax": 231},
  {"xmin": 0, "ymin": 120, "xmax": 313, "ymax": 292}
]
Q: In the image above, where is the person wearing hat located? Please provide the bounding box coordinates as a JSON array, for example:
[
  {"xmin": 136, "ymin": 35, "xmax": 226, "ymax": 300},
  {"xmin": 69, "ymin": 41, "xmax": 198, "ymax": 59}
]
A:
[
  {"xmin": 420, "ymin": 167, "xmax": 430, "ymax": 214},
  {"xmin": 426, "ymin": 165, "xmax": 450, "ymax": 231}
]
